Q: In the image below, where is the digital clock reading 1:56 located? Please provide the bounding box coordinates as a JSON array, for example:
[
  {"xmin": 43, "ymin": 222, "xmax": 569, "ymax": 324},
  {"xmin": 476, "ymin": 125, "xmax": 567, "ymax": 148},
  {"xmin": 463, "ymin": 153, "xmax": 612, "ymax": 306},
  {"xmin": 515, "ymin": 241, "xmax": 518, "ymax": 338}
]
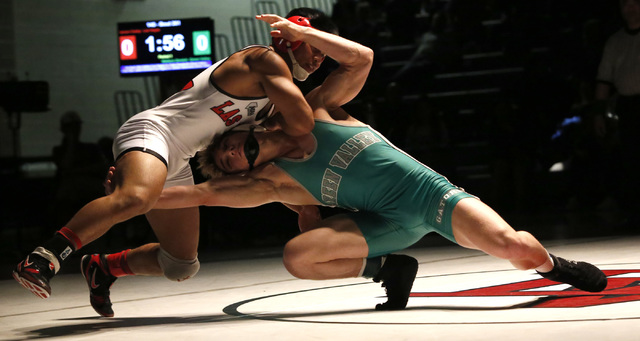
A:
[
  {"xmin": 118, "ymin": 17, "xmax": 214, "ymax": 76},
  {"xmin": 144, "ymin": 34, "xmax": 185, "ymax": 52},
  {"xmin": 137, "ymin": 31, "xmax": 210, "ymax": 54}
]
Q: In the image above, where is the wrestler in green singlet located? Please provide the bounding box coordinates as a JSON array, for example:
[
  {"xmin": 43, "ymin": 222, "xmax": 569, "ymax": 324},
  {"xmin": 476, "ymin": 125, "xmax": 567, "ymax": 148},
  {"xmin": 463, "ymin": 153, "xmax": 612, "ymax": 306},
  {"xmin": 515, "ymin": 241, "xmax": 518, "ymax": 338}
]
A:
[{"xmin": 273, "ymin": 120, "xmax": 476, "ymax": 257}]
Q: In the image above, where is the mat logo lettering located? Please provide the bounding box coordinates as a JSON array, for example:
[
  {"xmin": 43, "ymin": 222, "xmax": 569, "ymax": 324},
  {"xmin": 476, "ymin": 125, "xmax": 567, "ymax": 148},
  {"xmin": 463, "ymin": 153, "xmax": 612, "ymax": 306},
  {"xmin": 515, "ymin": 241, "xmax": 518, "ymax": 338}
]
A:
[{"xmin": 411, "ymin": 270, "xmax": 640, "ymax": 308}]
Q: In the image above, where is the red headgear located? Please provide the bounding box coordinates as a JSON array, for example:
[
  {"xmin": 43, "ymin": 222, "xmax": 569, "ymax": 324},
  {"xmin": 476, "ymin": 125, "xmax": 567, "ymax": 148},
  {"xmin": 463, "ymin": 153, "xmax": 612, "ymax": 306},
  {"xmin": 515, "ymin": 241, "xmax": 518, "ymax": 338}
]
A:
[{"xmin": 273, "ymin": 16, "xmax": 312, "ymax": 52}]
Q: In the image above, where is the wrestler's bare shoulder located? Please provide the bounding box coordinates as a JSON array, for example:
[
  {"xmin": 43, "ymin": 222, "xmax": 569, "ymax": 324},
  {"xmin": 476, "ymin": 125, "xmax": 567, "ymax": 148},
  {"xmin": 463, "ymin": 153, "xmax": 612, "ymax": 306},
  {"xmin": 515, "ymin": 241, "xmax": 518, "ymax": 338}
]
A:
[{"xmin": 211, "ymin": 46, "xmax": 287, "ymax": 97}]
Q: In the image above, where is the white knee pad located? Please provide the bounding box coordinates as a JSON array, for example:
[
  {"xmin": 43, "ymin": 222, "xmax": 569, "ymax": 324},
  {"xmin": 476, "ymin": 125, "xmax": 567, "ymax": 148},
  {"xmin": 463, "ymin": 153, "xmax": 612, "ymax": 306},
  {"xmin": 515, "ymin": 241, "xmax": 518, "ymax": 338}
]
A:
[{"xmin": 157, "ymin": 247, "xmax": 200, "ymax": 282}]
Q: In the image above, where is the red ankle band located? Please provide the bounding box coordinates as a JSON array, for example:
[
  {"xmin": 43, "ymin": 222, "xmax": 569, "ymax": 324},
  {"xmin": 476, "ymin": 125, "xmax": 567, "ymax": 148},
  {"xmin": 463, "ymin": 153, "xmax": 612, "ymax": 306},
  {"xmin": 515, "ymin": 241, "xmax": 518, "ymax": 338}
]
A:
[
  {"xmin": 106, "ymin": 249, "xmax": 134, "ymax": 277},
  {"xmin": 58, "ymin": 227, "xmax": 82, "ymax": 250}
]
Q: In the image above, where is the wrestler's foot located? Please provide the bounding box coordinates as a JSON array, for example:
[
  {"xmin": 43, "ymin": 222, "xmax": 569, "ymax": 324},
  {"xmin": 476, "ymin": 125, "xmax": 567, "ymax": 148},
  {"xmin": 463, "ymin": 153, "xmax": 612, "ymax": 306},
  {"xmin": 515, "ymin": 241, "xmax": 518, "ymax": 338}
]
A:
[
  {"xmin": 537, "ymin": 254, "xmax": 607, "ymax": 292},
  {"xmin": 13, "ymin": 247, "xmax": 56, "ymax": 299},
  {"xmin": 373, "ymin": 254, "xmax": 419, "ymax": 310},
  {"xmin": 81, "ymin": 254, "xmax": 117, "ymax": 317}
]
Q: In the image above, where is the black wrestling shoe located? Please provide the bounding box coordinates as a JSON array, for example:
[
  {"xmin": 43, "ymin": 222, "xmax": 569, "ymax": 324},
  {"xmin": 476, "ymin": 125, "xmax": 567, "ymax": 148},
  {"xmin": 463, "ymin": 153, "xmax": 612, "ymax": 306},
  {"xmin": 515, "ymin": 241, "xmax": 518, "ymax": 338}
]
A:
[
  {"xmin": 373, "ymin": 254, "xmax": 419, "ymax": 310},
  {"xmin": 81, "ymin": 254, "xmax": 117, "ymax": 317},
  {"xmin": 13, "ymin": 248, "xmax": 57, "ymax": 299},
  {"xmin": 537, "ymin": 254, "xmax": 607, "ymax": 292}
]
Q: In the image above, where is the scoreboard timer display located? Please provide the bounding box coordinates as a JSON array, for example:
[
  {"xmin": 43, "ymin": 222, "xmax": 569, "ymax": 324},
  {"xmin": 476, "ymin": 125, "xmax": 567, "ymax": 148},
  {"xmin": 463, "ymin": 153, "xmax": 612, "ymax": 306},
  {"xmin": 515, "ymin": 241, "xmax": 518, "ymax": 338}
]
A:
[{"xmin": 118, "ymin": 17, "xmax": 214, "ymax": 76}]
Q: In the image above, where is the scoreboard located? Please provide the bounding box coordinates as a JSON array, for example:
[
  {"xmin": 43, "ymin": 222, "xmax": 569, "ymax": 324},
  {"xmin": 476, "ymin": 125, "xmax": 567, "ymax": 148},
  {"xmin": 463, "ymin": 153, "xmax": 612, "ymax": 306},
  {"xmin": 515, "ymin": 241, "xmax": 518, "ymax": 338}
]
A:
[{"xmin": 118, "ymin": 17, "xmax": 214, "ymax": 76}]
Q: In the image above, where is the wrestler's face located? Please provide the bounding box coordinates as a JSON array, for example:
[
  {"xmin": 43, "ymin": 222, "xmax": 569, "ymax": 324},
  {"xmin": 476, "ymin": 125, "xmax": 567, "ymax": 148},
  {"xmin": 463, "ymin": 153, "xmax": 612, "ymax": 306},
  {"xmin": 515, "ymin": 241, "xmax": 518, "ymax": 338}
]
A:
[
  {"xmin": 294, "ymin": 43, "xmax": 326, "ymax": 74},
  {"xmin": 214, "ymin": 132, "xmax": 252, "ymax": 174}
]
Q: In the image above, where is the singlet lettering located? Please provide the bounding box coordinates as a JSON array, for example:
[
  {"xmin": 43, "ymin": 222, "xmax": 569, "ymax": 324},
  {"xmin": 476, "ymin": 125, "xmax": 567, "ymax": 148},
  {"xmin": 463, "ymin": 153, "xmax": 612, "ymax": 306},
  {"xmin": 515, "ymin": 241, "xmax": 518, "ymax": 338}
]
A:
[
  {"xmin": 317, "ymin": 130, "xmax": 382, "ymax": 206},
  {"xmin": 435, "ymin": 188, "xmax": 462, "ymax": 224},
  {"xmin": 321, "ymin": 168, "xmax": 341, "ymax": 206},
  {"xmin": 329, "ymin": 131, "xmax": 381, "ymax": 169},
  {"xmin": 211, "ymin": 100, "xmax": 242, "ymax": 126},
  {"xmin": 246, "ymin": 102, "xmax": 257, "ymax": 116}
]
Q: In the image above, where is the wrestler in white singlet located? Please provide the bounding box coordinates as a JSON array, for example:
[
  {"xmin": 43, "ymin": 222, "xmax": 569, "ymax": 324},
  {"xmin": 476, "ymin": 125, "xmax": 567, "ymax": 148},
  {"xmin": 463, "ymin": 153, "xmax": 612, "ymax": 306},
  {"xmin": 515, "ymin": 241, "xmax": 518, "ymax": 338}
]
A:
[{"xmin": 113, "ymin": 45, "xmax": 275, "ymax": 187}]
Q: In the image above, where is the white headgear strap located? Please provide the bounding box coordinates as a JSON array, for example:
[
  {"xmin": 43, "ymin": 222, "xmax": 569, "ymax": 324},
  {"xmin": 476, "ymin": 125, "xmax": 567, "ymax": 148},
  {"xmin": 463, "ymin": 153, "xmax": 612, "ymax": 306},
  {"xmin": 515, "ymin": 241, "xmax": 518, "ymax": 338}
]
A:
[{"xmin": 287, "ymin": 45, "xmax": 310, "ymax": 81}]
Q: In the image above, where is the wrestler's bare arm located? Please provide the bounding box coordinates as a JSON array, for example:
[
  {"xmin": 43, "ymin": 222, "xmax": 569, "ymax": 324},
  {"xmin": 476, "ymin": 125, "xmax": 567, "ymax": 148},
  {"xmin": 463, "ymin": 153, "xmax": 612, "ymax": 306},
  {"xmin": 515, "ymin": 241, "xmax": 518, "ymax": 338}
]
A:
[
  {"xmin": 156, "ymin": 176, "xmax": 278, "ymax": 209},
  {"xmin": 156, "ymin": 164, "xmax": 319, "ymax": 209},
  {"xmin": 258, "ymin": 14, "xmax": 374, "ymax": 111},
  {"xmin": 154, "ymin": 184, "xmax": 211, "ymax": 209},
  {"xmin": 250, "ymin": 48, "xmax": 314, "ymax": 136},
  {"xmin": 110, "ymin": 165, "xmax": 280, "ymax": 210},
  {"xmin": 211, "ymin": 47, "xmax": 314, "ymax": 136}
]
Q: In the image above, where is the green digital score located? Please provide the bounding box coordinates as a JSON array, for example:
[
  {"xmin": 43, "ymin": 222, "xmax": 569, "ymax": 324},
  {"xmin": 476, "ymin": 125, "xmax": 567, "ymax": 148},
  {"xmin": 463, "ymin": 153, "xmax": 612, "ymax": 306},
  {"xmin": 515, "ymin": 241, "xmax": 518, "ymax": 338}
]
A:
[{"xmin": 193, "ymin": 30, "xmax": 211, "ymax": 56}]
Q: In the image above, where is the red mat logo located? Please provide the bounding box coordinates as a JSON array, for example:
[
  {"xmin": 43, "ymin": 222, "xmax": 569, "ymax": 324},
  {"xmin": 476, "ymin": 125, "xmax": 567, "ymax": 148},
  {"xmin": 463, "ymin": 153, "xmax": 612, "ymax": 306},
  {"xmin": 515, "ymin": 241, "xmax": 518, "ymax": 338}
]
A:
[{"xmin": 411, "ymin": 270, "xmax": 640, "ymax": 308}]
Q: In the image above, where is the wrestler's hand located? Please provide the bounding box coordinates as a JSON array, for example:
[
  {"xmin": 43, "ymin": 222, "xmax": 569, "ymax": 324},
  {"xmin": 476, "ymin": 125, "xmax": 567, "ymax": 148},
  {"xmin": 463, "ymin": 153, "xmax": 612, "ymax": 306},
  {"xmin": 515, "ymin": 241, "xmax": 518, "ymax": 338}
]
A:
[
  {"xmin": 298, "ymin": 205, "xmax": 322, "ymax": 232},
  {"xmin": 256, "ymin": 14, "xmax": 307, "ymax": 42},
  {"xmin": 284, "ymin": 204, "xmax": 322, "ymax": 233},
  {"xmin": 104, "ymin": 166, "xmax": 116, "ymax": 195}
]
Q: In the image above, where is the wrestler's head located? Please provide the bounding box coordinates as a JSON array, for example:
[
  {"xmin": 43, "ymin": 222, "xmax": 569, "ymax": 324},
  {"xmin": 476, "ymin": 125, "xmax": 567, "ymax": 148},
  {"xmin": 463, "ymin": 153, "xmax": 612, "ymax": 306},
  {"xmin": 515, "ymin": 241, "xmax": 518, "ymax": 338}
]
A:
[
  {"xmin": 198, "ymin": 126, "xmax": 268, "ymax": 177},
  {"xmin": 199, "ymin": 131, "xmax": 251, "ymax": 177},
  {"xmin": 272, "ymin": 8, "xmax": 338, "ymax": 81}
]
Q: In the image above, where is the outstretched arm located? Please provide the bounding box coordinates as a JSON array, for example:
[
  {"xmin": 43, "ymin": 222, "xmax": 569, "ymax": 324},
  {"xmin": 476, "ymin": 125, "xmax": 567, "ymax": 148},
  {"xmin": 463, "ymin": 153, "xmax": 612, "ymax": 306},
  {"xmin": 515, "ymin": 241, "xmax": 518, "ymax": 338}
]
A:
[
  {"xmin": 257, "ymin": 14, "xmax": 374, "ymax": 110},
  {"xmin": 155, "ymin": 175, "xmax": 280, "ymax": 209}
]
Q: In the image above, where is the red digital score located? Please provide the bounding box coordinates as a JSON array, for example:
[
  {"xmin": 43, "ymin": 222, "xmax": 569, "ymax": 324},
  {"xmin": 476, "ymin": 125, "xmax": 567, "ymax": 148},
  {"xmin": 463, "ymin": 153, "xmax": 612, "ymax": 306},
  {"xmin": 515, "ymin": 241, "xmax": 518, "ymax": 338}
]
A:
[{"xmin": 119, "ymin": 35, "xmax": 137, "ymax": 60}]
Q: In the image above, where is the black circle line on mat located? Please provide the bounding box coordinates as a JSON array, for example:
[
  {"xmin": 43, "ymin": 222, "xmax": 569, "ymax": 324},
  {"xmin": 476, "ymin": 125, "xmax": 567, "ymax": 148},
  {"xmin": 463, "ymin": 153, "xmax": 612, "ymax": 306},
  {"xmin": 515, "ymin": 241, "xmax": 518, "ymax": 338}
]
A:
[{"xmin": 222, "ymin": 264, "xmax": 640, "ymax": 325}]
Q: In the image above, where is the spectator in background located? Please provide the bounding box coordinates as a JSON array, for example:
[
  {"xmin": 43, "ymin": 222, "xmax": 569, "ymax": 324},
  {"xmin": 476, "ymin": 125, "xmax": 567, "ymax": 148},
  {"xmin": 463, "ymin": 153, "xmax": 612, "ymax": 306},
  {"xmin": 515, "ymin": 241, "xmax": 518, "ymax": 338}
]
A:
[
  {"xmin": 402, "ymin": 96, "xmax": 451, "ymax": 173},
  {"xmin": 594, "ymin": 0, "xmax": 640, "ymax": 214},
  {"xmin": 331, "ymin": 0, "xmax": 357, "ymax": 38},
  {"xmin": 392, "ymin": 10, "xmax": 462, "ymax": 81},
  {"xmin": 445, "ymin": 0, "xmax": 488, "ymax": 53},
  {"xmin": 49, "ymin": 111, "xmax": 108, "ymax": 228},
  {"xmin": 332, "ymin": 0, "xmax": 382, "ymax": 49},
  {"xmin": 374, "ymin": 82, "xmax": 410, "ymax": 149},
  {"xmin": 385, "ymin": 0, "xmax": 422, "ymax": 45}
]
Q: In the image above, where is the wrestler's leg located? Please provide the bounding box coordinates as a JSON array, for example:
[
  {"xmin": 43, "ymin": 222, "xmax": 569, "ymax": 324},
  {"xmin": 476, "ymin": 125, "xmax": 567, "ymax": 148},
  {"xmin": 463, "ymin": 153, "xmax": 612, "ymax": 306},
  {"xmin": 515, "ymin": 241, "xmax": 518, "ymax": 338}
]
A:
[
  {"xmin": 283, "ymin": 213, "xmax": 419, "ymax": 310},
  {"xmin": 67, "ymin": 151, "xmax": 168, "ymax": 245},
  {"xmin": 125, "ymin": 207, "xmax": 200, "ymax": 278},
  {"xmin": 79, "ymin": 201, "xmax": 199, "ymax": 317},
  {"xmin": 451, "ymin": 197, "xmax": 552, "ymax": 271},
  {"xmin": 451, "ymin": 197, "xmax": 607, "ymax": 292},
  {"xmin": 14, "ymin": 151, "xmax": 167, "ymax": 300},
  {"xmin": 283, "ymin": 214, "xmax": 368, "ymax": 280}
]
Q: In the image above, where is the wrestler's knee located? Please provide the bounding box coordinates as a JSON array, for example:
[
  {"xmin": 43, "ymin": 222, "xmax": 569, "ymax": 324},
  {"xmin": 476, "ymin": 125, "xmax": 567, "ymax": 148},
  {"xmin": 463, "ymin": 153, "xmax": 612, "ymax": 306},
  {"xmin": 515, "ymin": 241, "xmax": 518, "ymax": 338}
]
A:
[
  {"xmin": 282, "ymin": 239, "xmax": 310, "ymax": 279},
  {"xmin": 157, "ymin": 247, "xmax": 200, "ymax": 281},
  {"xmin": 112, "ymin": 187, "xmax": 156, "ymax": 216}
]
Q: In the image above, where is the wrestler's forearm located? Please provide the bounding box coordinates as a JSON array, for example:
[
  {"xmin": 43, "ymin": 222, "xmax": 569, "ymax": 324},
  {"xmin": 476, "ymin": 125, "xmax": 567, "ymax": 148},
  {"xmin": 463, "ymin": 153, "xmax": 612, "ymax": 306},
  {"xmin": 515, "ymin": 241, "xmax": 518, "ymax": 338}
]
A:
[
  {"xmin": 303, "ymin": 31, "xmax": 373, "ymax": 110},
  {"xmin": 200, "ymin": 176, "xmax": 280, "ymax": 208},
  {"xmin": 155, "ymin": 178, "xmax": 270, "ymax": 209},
  {"xmin": 155, "ymin": 185, "xmax": 206, "ymax": 209},
  {"xmin": 299, "ymin": 24, "xmax": 373, "ymax": 70}
]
